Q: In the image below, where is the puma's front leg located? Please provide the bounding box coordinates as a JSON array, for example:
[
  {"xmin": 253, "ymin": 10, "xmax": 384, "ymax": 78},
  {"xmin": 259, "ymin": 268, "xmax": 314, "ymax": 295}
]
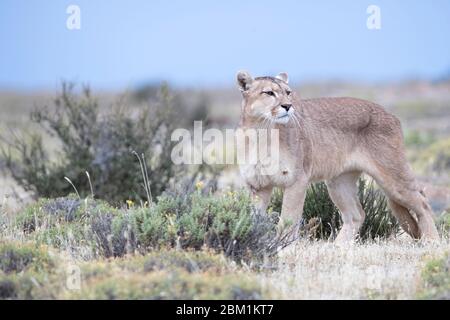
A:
[
  {"xmin": 278, "ymin": 179, "xmax": 307, "ymax": 236},
  {"xmin": 252, "ymin": 186, "xmax": 273, "ymax": 215}
]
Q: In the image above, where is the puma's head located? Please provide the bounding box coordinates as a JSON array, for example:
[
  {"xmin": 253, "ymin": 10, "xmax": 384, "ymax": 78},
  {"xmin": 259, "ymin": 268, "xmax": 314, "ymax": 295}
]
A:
[{"xmin": 237, "ymin": 70, "xmax": 296, "ymax": 125}]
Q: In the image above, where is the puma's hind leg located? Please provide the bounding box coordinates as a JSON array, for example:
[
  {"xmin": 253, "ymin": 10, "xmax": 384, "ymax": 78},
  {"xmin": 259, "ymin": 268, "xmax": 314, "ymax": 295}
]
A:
[
  {"xmin": 387, "ymin": 199, "xmax": 420, "ymax": 239},
  {"xmin": 366, "ymin": 161, "xmax": 439, "ymax": 241},
  {"xmin": 326, "ymin": 171, "xmax": 365, "ymax": 242}
]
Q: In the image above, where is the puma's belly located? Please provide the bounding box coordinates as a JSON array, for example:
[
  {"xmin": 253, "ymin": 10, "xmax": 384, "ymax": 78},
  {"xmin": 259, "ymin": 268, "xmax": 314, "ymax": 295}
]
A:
[{"xmin": 309, "ymin": 150, "xmax": 368, "ymax": 182}]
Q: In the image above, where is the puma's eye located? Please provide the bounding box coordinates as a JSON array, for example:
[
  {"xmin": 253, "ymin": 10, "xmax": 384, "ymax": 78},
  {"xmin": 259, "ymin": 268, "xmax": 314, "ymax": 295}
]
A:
[
  {"xmin": 262, "ymin": 91, "xmax": 275, "ymax": 96},
  {"xmin": 286, "ymin": 90, "xmax": 292, "ymax": 96}
]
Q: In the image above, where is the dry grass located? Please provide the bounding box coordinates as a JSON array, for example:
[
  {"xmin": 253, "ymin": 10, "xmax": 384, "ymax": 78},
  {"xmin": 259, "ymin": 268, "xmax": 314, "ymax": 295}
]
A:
[{"xmin": 258, "ymin": 238, "xmax": 449, "ymax": 299}]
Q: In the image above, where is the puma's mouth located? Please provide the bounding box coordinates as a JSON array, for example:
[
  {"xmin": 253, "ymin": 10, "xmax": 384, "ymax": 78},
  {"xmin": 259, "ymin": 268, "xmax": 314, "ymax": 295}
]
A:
[
  {"xmin": 273, "ymin": 107, "xmax": 294, "ymax": 124},
  {"xmin": 274, "ymin": 114, "xmax": 290, "ymax": 124}
]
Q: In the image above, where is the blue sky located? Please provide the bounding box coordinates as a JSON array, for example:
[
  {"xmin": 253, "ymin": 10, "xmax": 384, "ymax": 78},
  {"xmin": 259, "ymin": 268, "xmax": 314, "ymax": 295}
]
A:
[{"xmin": 1, "ymin": 0, "xmax": 449, "ymax": 90}]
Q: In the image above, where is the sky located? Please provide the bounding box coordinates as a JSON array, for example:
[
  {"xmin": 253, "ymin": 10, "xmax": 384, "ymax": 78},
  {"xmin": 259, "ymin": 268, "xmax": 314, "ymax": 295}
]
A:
[{"xmin": 1, "ymin": 0, "xmax": 450, "ymax": 90}]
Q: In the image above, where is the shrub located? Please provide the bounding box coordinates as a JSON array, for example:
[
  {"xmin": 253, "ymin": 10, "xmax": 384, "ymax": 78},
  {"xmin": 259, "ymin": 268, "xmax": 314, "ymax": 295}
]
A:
[
  {"xmin": 1, "ymin": 83, "xmax": 204, "ymax": 204},
  {"xmin": 269, "ymin": 179, "xmax": 398, "ymax": 240},
  {"xmin": 0, "ymin": 241, "xmax": 58, "ymax": 300},
  {"xmin": 419, "ymin": 253, "xmax": 450, "ymax": 299},
  {"xmin": 13, "ymin": 190, "xmax": 285, "ymax": 262},
  {"xmin": 14, "ymin": 195, "xmax": 83, "ymax": 233},
  {"xmin": 12, "ymin": 180, "xmax": 397, "ymax": 262},
  {"xmin": 135, "ymin": 189, "xmax": 282, "ymax": 262},
  {"xmin": 0, "ymin": 241, "xmax": 54, "ymax": 274},
  {"xmin": 12, "ymin": 196, "xmax": 130, "ymax": 259},
  {"xmin": 0, "ymin": 278, "xmax": 17, "ymax": 299}
]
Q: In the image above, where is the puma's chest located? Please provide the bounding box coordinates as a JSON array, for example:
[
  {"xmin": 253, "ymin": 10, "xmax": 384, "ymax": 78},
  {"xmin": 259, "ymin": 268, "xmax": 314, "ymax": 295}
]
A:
[{"xmin": 239, "ymin": 149, "xmax": 298, "ymax": 189}]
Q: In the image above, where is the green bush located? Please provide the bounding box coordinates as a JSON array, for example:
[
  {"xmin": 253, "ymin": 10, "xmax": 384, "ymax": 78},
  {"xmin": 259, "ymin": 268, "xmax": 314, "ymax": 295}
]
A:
[
  {"xmin": 0, "ymin": 242, "xmax": 59, "ymax": 300},
  {"xmin": 135, "ymin": 189, "xmax": 282, "ymax": 261},
  {"xmin": 1, "ymin": 83, "xmax": 205, "ymax": 204},
  {"xmin": 12, "ymin": 190, "xmax": 283, "ymax": 262},
  {"xmin": 12, "ymin": 180, "xmax": 397, "ymax": 262},
  {"xmin": 419, "ymin": 253, "xmax": 450, "ymax": 299},
  {"xmin": 0, "ymin": 241, "xmax": 54, "ymax": 274},
  {"xmin": 269, "ymin": 179, "xmax": 398, "ymax": 241},
  {"xmin": 14, "ymin": 195, "xmax": 84, "ymax": 233}
]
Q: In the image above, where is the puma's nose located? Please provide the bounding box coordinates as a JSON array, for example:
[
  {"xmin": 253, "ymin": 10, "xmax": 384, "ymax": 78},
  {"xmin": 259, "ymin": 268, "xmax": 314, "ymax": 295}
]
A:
[{"xmin": 281, "ymin": 104, "xmax": 292, "ymax": 111}]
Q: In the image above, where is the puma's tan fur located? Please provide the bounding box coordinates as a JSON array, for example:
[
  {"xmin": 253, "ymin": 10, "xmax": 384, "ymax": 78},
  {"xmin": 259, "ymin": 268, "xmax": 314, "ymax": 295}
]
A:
[{"xmin": 236, "ymin": 71, "xmax": 439, "ymax": 242}]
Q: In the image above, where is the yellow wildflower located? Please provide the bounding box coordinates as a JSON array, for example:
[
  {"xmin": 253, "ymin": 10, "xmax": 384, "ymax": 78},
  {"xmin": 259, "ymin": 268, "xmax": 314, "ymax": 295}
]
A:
[{"xmin": 195, "ymin": 181, "xmax": 204, "ymax": 190}]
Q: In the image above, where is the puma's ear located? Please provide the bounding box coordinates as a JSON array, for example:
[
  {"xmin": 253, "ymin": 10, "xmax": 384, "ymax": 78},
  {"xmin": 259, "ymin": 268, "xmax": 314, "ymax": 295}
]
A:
[
  {"xmin": 276, "ymin": 72, "xmax": 289, "ymax": 84},
  {"xmin": 236, "ymin": 70, "xmax": 254, "ymax": 92}
]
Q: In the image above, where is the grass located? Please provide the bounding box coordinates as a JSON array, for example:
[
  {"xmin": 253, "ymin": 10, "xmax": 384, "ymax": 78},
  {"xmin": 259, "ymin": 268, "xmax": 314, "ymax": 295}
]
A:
[{"xmin": 260, "ymin": 239, "xmax": 449, "ymax": 300}]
